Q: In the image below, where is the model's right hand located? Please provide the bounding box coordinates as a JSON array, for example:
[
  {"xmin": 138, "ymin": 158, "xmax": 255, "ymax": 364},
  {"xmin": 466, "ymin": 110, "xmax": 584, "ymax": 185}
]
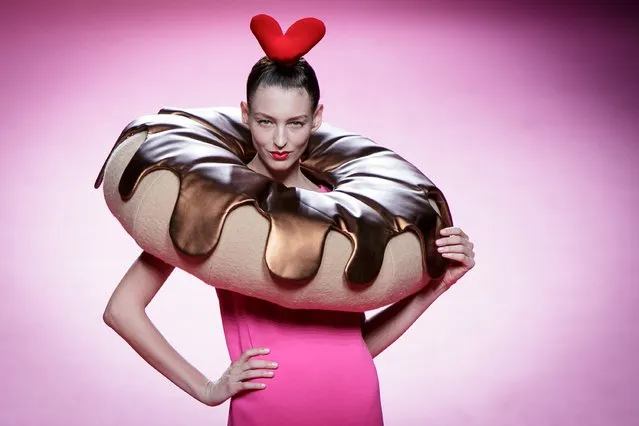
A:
[{"xmin": 199, "ymin": 347, "xmax": 278, "ymax": 406}]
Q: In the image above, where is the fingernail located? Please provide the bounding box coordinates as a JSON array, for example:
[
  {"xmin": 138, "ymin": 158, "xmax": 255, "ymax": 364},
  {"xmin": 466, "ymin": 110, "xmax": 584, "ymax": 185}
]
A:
[
  {"xmin": 271, "ymin": 362, "xmax": 278, "ymax": 368},
  {"xmin": 437, "ymin": 247, "xmax": 444, "ymax": 252}
]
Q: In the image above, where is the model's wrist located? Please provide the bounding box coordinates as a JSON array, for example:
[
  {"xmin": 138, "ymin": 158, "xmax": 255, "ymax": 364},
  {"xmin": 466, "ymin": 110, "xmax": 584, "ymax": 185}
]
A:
[
  {"xmin": 414, "ymin": 281, "xmax": 446, "ymax": 304},
  {"xmin": 194, "ymin": 378, "xmax": 214, "ymax": 405}
]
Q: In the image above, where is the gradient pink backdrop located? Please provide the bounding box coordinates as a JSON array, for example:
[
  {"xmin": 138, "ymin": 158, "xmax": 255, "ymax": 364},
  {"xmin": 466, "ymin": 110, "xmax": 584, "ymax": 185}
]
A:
[{"xmin": 2, "ymin": 1, "xmax": 638, "ymax": 425}]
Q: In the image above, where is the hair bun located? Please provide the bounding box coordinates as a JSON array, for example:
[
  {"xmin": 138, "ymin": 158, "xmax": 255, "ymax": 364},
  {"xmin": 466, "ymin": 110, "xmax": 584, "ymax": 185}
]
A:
[{"xmin": 250, "ymin": 14, "xmax": 326, "ymax": 65}]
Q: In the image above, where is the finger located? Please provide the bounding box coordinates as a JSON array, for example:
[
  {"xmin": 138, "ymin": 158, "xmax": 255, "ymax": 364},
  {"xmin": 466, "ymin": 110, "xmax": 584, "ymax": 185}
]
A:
[
  {"xmin": 450, "ymin": 244, "xmax": 475, "ymax": 258},
  {"xmin": 246, "ymin": 359, "xmax": 279, "ymax": 370},
  {"xmin": 441, "ymin": 227, "xmax": 470, "ymax": 240},
  {"xmin": 241, "ymin": 382, "xmax": 267, "ymax": 391},
  {"xmin": 237, "ymin": 347, "xmax": 270, "ymax": 364},
  {"xmin": 436, "ymin": 235, "xmax": 464, "ymax": 246},
  {"xmin": 238, "ymin": 370, "xmax": 275, "ymax": 381},
  {"xmin": 442, "ymin": 252, "xmax": 475, "ymax": 267},
  {"xmin": 437, "ymin": 244, "xmax": 471, "ymax": 256},
  {"xmin": 440, "ymin": 227, "xmax": 461, "ymax": 236}
]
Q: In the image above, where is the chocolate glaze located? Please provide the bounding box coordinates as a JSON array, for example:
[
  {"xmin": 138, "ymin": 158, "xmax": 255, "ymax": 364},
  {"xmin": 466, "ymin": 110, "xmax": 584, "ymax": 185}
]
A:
[{"xmin": 95, "ymin": 107, "xmax": 453, "ymax": 284}]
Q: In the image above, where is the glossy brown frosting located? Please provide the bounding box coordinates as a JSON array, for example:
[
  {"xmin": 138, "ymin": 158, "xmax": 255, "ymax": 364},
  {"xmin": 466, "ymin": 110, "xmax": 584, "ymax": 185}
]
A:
[{"xmin": 95, "ymin": 107, "xmax": 453, "ymax": 285}]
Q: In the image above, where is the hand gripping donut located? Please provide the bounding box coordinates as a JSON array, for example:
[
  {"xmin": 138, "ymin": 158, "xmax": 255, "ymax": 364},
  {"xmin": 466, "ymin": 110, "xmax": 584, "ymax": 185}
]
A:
[{"xmin": 94, "ymin": 106, "xmax": 453, "ymax": 311}]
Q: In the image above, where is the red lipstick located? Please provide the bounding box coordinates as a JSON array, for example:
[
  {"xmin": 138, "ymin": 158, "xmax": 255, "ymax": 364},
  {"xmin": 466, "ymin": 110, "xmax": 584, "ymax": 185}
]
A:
[{"xmin": 271, "ymin": 151, "xmax": 290, "ymax": 161}]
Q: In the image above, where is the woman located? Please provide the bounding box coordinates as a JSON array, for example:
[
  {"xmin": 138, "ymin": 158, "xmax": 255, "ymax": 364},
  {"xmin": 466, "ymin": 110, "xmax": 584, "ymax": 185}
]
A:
[{"xmin": 103, "ymin": 56, "xmax": 475, "ymax": 425}]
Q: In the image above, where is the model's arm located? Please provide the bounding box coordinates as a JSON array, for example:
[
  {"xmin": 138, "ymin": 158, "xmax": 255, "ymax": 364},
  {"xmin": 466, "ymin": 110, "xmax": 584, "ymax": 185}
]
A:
[
  {"xmin": 362, "ymin": 284, "xmax": 446, "ymax": 358},
  {"xmin": 362, "ymin": 226, "xmax": 476, "ymax": 358},
  {"xmin": 103, "ymin": 251, "xmax": 278, "ymax": 406},
  {"xmin": 103, "ymin": 251, "xmax": 215, "ymax": 402}
]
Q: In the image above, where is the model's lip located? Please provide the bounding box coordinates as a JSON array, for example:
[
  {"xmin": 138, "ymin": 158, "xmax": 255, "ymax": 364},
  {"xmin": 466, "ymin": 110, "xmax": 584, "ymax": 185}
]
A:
[
  {"xmin": 270, "ymin": 151, "xmax": 291, "ymax": 154},
  {"xmin": 270, "ymin": 151, "xmax": 291, "ymax": 161}
]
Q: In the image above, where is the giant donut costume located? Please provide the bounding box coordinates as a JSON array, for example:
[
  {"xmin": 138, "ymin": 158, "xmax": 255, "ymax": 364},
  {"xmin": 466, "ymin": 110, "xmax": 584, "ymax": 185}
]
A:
[{"xmin": 94, "ymin": 15, "xmax": 453, "ymax": 312}]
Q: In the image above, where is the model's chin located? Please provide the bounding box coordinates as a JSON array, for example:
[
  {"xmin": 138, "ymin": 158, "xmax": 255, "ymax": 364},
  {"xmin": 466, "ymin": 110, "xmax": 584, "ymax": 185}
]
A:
[{"xmin": 266, "ymin": 160, "xmax": 292, "ymax": 171}]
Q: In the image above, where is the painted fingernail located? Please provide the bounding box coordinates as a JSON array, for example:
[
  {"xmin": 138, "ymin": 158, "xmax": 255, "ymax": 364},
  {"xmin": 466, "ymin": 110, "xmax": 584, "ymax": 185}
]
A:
[
  {"xmin": 271, "ymin": 362, "xmax": 278, "ymax": 368},
  {"xmin": 266, "ymin": 371, "xmax": 274, "ymax": 376},
  {"xmin": 437, "ymin": 247, "xmax": 444, "ymax": 252}
]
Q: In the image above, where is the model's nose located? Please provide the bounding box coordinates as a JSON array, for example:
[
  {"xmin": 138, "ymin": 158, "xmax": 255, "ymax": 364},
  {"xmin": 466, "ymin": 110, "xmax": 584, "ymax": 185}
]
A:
[{"xmin": 273, "ymin": 128, "xmax": 287, "ymax": 149}]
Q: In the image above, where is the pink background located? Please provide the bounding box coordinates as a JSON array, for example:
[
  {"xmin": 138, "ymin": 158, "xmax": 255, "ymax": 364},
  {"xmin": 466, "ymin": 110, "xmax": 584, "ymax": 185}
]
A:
[{"xmin": 2, "ymin": 1, "xmax": 638, "ymax": 425}]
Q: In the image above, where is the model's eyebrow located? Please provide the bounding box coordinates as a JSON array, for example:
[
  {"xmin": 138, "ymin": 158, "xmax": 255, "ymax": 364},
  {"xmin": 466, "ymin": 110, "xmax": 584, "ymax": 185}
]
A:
[{"xmin": 254, "ymin": 113, "xmax": 309, "ymax": 121}]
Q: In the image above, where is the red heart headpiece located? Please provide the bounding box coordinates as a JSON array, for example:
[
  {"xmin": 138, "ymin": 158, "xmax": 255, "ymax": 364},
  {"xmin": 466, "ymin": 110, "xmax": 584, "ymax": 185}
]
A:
[{"xmin": 250, "ymin": 14, "xmax": 326, "ymax": 65}]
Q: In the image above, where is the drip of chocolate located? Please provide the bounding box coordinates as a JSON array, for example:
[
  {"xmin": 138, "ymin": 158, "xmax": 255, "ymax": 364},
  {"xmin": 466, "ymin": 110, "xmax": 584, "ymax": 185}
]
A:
[{"xmin": 95, "ymin": 107, "xmax": 453, "ymax": 284}]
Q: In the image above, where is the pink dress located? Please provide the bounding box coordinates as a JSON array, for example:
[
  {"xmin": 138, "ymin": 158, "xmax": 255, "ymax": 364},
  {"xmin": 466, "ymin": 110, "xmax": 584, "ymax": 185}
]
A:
[{"xmin": 216, "ymin": 185, "xmax": 384, "ymax": 426}]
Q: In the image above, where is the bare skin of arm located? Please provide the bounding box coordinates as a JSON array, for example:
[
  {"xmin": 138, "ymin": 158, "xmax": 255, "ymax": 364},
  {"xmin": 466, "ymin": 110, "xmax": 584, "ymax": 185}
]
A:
[
  {"xmin": 362, "ymin": 284, "xmax": 446, "ymax": 358},
  {"xmin": 362, "ymin": 227, "xmax": 476, "ymax": 358},
  {"xmin": 103, "ymin": 251, "xmax": 277, "ymax": 406}
]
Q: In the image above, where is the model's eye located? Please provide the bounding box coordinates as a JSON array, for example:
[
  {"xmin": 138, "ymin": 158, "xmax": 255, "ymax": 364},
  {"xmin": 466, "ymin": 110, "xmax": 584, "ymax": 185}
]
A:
[
  {"xmin": 257, "ymin": 119, "xmax": 273, "ymax": 126},
  {"xmin": 289, "ymin": 121, "xmax": 305, "ymax": 127}
]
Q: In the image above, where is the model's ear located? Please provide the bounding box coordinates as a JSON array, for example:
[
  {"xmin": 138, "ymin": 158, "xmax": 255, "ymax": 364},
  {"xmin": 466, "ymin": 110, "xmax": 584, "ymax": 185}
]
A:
[
  {"xmin": 240, "ymin": 101, "xmax": 250, "ymax": 125},
  {"xmin": 312, "ymin": 104, "xmax": 323, "ymax": 131}
]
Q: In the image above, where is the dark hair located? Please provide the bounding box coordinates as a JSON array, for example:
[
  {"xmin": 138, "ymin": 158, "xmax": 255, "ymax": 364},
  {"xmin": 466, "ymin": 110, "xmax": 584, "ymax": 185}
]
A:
[{"xmin": 246, "ymin": 56, "xmax": 320, "ymax": 112}]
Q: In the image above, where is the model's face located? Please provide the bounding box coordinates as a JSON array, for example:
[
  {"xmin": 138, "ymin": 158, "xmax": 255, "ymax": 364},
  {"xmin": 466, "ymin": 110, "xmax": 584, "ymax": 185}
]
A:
[{"xmin": 241, "ymin": 85, "xmax": 322, "ymax": 173}]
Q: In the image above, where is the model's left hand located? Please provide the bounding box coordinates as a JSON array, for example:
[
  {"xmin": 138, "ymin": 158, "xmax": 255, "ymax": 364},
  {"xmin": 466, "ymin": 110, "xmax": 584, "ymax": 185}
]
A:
[{"xmin": 435, "ymin": 226, "xmax": 476, "ymax": 290}]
